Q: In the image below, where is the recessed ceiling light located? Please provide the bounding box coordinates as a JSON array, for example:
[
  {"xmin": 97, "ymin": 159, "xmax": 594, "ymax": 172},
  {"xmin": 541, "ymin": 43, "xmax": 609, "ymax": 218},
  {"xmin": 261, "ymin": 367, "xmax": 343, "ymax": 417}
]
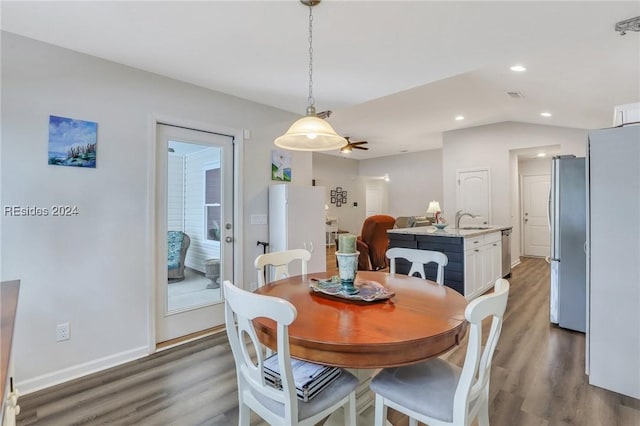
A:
[
  {"xmin": 537, "ymin": 153, "xmax": 546, "ymax": 158},
  {"xmin": 540, "ymin": 112, "xmax": 552, "ymax": 117},
  {"xmin": 455, "ymin": 115, "xmax": 465, "ymax": 121},
  {"xmin": 510, "ymin": 65, "xmax": 526, "ymax": 72}
]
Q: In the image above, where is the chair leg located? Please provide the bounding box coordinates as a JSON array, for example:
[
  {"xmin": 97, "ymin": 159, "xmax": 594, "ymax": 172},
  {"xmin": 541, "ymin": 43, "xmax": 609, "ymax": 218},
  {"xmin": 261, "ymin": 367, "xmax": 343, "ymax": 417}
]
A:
[
  {"xmin": 374, "ymin": 394, "xmax": 387, "ymax": 426},
  {"xmin": 477, "ymin": 392, "xmax": 490, "ymax": 426},
  {"xmin": 238, "ymin": 402, "xmax": 250, "ymax": 426},
  {"xmin": 344, "ymin": 392, "xmax": 357, "ymax": 426}
]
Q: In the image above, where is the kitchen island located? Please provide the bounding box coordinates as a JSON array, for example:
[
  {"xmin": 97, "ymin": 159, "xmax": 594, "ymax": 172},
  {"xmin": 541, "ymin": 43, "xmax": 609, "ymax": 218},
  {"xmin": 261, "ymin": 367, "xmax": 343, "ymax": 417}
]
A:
[{"xmin": 388, "ymin": 225, "xmax": 512, "ymax": 299}]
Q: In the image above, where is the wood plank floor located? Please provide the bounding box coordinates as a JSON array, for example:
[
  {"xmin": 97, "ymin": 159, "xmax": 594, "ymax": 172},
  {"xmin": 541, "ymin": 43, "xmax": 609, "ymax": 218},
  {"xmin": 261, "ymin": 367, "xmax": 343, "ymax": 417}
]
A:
[{"xmin": 17, "ymin": 252, "xmax": 640, "ymax": 425}]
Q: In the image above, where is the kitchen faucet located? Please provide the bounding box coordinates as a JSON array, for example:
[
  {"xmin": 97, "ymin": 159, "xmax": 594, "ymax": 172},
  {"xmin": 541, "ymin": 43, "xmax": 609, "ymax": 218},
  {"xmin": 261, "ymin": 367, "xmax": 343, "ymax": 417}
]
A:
[{"xmin": 455, "ymin": 210, "xmax": 476, "ymax": 229}]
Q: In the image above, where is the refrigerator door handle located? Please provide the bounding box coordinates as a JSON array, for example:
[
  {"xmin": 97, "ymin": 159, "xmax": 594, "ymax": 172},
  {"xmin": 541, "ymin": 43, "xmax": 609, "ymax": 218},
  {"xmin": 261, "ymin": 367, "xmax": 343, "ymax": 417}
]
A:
[{"xmin": 547, "ymin": 188, "xmax": 552, "ymax": 231}]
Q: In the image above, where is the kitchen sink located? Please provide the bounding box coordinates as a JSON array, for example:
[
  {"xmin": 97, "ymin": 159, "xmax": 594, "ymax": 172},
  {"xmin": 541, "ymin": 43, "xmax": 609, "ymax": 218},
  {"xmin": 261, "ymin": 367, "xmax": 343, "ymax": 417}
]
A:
[{"xmin": 460, "ymin": 226, "xmax": 491, "ymax": 230}]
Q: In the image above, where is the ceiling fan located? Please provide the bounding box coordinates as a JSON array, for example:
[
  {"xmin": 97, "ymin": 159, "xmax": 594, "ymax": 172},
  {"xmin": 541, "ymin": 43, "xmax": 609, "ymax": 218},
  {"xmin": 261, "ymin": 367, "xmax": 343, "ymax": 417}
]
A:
[
  {"xmin": 341, "ymin": 137, "xmax": 369, "ymax": 153},
  {"xmin": 316, "ymin": 112, "xmax": 369, "ymax": 153}
]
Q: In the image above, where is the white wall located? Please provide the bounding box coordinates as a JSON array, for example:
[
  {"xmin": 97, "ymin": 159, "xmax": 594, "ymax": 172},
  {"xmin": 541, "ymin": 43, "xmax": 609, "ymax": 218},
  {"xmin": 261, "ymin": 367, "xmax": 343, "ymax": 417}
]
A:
[
  {"xmin": 312, "ymin": 153, "xmax": 365, "ymax": 235},
  {"xmin": 519, "ymin": 157, "xmax": 552, "ymax": 176},
  {"xmin": 1, "ymin": 32, "xmax": 305, "ymax": 392},
  {"xmin": 443, "ymin": 122, "xmax": 586, "ymax": 264},
  {"xmin": 359, "ymin": 150, "xmax": 443, "ymax": 218},
  {"xmin": 311, "ymin": 149, "xmax": 443, "ymax": 234}
]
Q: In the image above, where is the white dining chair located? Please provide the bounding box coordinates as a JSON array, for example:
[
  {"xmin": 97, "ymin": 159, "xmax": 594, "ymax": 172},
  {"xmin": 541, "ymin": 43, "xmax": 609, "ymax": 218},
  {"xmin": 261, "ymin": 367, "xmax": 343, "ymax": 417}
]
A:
[
  {"xmin": 370, "ymin": 278, "xmax": 510, "ymax": 426},
  {"xmin": 255, "ymin": 249, "xmax": 311, "ymax": 287},
  {"xmin": 386, "ymin": 247, "xmax": 448, "ymax": 285},
  {"xmin": 223, "ymin": 281, "xmax": 358, "ymax": 426}
]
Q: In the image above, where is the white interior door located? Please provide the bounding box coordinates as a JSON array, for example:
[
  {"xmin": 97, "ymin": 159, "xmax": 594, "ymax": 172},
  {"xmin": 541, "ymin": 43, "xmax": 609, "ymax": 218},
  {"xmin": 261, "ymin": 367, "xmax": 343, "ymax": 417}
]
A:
[
  {"xmin": 365, "ymin": 182, "xmax": 382, "ymax": 217},
  {"xmin": 522, "ymin": 174, "xmax": 551, "ymax": 257},
  {"xmin": 156, "ymin": 123, "xmax": 234, "ymax": 343},
  {"xmin": 457, "ymin": 169, "xmax": 490, "ymax": 223}
]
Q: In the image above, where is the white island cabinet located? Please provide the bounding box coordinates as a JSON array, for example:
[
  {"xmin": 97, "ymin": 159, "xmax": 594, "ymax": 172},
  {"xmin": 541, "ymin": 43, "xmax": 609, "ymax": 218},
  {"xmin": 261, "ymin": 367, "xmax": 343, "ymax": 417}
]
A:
[
  {"xmin": 463, "ymin": 232, "xmax": 502, "ymax": 299},
  {"xmin": 388, "ymin": 226, "xmax": 509, "ymax": 299}
]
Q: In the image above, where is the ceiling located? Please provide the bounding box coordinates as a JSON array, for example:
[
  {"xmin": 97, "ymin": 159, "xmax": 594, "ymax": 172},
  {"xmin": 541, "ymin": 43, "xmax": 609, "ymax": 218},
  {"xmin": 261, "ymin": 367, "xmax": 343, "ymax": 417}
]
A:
[{"xmin": 2, "ymin": 1, "xmax": 639, "ymax": 159}]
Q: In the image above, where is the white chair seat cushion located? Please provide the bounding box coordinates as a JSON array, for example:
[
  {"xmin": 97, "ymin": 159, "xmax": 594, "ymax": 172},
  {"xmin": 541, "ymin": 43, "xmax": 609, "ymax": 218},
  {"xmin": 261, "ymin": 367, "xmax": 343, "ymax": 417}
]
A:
[
  {"xmin": 370, "ymin": 358, "xmax": 461, "ymax": 423},
  {"xmin": 251, "ymin": 369, "xmax": 358, "ymax": 421}
]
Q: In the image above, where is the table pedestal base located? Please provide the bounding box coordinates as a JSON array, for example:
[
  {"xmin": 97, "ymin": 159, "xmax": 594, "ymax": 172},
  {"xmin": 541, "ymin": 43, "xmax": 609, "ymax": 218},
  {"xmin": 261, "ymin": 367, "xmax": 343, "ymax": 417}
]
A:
[{"xmin": 323, "ymin": 369, "xmax": 392, "ymax": 426}]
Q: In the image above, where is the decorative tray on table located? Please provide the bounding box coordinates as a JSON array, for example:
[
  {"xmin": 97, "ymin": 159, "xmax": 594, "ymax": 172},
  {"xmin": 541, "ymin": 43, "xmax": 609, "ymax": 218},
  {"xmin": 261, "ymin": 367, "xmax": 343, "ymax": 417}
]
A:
[{"xmin": 309, "ymin": 277, "xmax": 395, "ymax": 302}]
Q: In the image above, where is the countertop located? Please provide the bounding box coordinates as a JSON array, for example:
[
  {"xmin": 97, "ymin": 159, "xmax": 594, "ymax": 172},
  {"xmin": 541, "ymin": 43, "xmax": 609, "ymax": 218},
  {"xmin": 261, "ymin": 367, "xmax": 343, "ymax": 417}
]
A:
[{"xmin": 388, "ymin": 225, "xmax": 512, "ymax": 238}]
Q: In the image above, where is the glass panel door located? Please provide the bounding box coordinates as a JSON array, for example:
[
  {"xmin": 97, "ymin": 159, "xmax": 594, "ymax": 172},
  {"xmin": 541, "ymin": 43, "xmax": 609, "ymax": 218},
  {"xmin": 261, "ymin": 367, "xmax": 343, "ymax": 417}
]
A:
[{"xmin": 156, "ymin": 124, "xmax": 233, "ymax": 343}]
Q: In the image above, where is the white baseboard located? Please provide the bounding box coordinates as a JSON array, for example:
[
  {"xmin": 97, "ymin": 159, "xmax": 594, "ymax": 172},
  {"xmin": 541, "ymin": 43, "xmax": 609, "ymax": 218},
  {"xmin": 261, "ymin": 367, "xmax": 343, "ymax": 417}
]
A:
[
  {"xmin": 511, "ymin": 258, "xmax": 521, "ymax": 269},
  {"xmin": 17, "ymin": 345, "xmax": 149, "ymax": 395}
]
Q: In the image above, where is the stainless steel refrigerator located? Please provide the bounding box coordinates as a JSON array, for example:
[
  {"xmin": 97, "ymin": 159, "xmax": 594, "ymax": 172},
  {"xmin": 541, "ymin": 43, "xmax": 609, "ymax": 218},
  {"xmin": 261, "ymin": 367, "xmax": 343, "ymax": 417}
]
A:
[{"xmin": 548, "ymin": 155, "xmax": 586, "ymax": 332}]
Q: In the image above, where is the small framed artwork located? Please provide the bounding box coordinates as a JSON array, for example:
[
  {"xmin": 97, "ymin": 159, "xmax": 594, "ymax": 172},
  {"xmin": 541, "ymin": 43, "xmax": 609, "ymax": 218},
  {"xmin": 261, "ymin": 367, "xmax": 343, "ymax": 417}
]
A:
[
  {"xmin": 48, "ymin": 115, "xmax": 98, "ymax": 168},
  {"xmin": 272, "ymin": 150, "xmax": 291, "ymax": 182},
  {"xmin": 331, "ymin": 186, "xmax": 348, "ymax": 205}
]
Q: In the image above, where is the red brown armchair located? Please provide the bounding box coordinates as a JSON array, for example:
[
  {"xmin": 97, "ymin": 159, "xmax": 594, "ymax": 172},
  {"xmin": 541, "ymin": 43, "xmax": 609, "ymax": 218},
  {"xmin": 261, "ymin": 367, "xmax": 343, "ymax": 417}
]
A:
[{"xmin": 356, "ymin": 215, "xmax": 396, "ymax": 271}]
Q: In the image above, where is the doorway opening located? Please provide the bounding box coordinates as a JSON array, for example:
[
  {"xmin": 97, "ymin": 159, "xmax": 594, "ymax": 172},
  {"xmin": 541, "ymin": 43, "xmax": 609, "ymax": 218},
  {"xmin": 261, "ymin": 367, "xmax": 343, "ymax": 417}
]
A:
[{"xmin": 513, "ymin": 145, "xmax": 560, "ymax": 259}]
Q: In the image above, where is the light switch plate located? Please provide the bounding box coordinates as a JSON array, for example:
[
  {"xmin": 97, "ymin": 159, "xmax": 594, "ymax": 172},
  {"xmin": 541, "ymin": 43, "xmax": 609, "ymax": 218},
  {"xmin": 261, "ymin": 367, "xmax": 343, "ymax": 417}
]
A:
[{"xmin": 251, "ymin": 214, "xmax": 267, "ymax": 225}]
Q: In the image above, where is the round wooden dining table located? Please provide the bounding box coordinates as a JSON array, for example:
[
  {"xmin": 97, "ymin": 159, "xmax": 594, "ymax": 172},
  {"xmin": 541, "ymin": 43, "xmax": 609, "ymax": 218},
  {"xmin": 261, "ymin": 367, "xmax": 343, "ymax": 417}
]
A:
[{"xmin": 253, "ymin": 271, "xmax": 468, "ymax": 369}]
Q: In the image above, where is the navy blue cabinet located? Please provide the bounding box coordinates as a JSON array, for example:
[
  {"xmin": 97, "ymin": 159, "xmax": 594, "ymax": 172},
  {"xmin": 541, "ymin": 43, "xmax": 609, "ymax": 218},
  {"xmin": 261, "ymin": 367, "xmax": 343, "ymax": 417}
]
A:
[{"xmin": 388, "ymin": 233, "xmax": 465, "ymax": 295}]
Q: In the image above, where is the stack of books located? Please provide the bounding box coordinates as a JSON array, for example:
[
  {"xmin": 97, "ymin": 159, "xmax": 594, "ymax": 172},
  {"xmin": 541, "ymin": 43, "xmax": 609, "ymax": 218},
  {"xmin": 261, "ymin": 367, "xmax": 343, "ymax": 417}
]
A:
[{"xmin": 263, "ymin": 354, "xmax": 341, "ymax": 401}]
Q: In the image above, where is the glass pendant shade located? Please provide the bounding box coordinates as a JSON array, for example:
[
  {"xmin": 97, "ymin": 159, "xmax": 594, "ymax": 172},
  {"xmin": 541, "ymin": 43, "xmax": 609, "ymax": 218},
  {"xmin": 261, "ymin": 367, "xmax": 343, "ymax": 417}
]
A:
[
  {"xmin": 274, "ymin": 1, "xmax": 347, "ymax": 152},
  {"xmin": 274, "ymin": 115, "xmax": 347, "ymax": 151}
]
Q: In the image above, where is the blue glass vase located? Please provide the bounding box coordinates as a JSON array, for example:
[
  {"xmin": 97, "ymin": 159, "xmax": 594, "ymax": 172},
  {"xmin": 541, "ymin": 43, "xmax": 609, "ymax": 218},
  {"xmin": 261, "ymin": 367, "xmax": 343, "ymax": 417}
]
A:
[{"xmin": 335, "ymin": 251, "xmax": 359, "ymax": 294}]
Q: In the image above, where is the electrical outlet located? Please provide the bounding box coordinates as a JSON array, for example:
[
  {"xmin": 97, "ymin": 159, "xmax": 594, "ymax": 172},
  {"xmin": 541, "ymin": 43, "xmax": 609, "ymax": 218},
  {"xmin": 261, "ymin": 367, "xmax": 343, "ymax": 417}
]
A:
[{"xmin": 56, "ymin": 322, "xmax": 70, "ymax": 342}]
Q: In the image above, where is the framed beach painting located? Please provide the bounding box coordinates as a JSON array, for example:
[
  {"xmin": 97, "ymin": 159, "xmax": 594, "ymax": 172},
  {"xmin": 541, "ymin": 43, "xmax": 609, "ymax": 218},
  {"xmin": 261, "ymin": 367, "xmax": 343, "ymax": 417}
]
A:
[
  {"xmin": 272, "ymin": 149, "xmax": 291, "ymax": 182},
  {"xmin": 48, "ymin": 115, "xmax": 98, "ymax": 168}
]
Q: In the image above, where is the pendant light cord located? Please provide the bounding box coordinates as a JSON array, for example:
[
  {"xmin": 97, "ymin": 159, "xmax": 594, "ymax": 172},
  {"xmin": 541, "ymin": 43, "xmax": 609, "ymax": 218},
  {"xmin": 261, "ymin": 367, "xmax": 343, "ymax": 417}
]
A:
[{"xmin": 307, "ymin": 4, "xmax": 315, "ymax": 109}]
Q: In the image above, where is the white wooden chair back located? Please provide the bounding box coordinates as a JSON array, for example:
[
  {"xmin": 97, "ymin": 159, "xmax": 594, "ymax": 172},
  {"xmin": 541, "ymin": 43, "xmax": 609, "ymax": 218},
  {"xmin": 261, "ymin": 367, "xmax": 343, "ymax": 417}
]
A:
[
  {"xmin": 223, "ymin": 280, "xmax": 299, "ymax": 424},
  {"xmin": 453, "ymin": 278, "xmax": 509, "ymax": 424},
  {"xmin": 255, "ymin": 249, "xmax": 311, "ymax": 287},
  {"xmin": 386, "ymin": 247, "xmax": 449, "ymax": 285},
  {"xmin": 223, "ymin": 280, "xmax": 357, "ymax": 426}
]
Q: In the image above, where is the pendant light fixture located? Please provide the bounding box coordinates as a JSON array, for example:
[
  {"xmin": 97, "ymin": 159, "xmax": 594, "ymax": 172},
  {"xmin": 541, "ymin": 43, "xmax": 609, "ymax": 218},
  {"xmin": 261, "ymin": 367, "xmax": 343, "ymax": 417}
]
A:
[{"xmin": 274, "ymin": 0, "xmax": 347, "ymax": 151}]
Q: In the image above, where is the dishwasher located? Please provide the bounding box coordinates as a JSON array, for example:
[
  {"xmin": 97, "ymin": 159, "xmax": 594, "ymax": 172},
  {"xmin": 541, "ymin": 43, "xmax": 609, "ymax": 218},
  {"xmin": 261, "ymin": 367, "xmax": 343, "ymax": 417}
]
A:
[{"xmin": 501, "ymin": 228, "xmax": 512, "ymax": 278}]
